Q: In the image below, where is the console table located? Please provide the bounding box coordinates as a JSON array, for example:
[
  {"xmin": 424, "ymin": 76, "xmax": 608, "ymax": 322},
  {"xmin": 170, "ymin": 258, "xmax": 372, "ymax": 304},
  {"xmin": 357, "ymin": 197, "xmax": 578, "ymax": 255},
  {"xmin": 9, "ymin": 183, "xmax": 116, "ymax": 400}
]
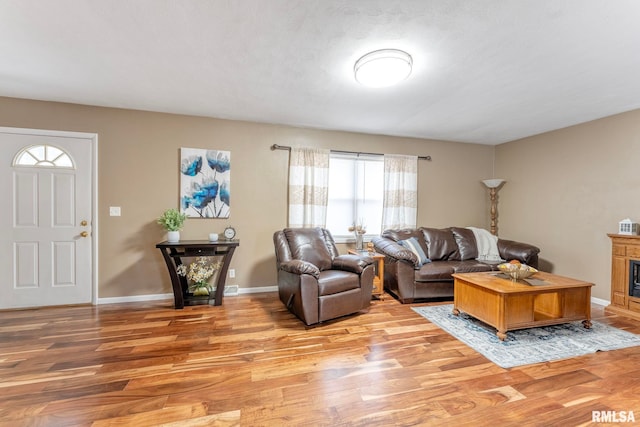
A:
[{"xmin": 156, "ymin": 240, "xmax": 239, "ymax": 309}]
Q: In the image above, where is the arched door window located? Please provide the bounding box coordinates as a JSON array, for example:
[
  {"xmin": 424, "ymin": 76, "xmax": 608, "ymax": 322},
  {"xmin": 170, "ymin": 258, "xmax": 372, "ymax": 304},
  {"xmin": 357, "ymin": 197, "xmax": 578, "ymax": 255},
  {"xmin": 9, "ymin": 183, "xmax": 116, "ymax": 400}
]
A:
[{"xmin": 13, "ymin": 144, "xmax": 74, "ymax": 168}]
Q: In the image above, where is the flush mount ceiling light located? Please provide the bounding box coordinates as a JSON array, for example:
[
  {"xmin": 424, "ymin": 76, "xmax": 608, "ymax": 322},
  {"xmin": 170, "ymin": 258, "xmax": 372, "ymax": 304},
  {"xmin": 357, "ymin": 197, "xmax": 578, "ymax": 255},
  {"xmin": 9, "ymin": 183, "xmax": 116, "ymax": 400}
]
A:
[{"xmin": 354, "ymin": 49, "xmax": 413, "ymax": 88}]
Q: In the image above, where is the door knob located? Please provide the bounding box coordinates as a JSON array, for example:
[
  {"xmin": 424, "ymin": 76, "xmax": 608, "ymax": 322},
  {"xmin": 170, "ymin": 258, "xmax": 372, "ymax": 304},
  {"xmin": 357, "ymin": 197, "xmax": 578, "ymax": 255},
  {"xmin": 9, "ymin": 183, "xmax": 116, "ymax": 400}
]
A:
[
  {"xmin": 80, "ymin": 220, "xmax": 88, "ymax": 226},
  {"xmin": 80, "ymin": 231, "xmax": 89, "ymax": 237}
]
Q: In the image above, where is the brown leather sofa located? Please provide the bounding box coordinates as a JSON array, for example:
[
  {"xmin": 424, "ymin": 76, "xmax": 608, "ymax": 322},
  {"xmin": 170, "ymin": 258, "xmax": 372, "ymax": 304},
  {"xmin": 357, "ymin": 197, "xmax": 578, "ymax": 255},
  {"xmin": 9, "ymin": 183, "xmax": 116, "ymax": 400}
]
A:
[
  {"xmin": 372, "ymin": 227, "xmax": 540, "ymax": 303},
  {"xmin": 274, "ymin": 227, "xmax": 375, "ymax": 325}
]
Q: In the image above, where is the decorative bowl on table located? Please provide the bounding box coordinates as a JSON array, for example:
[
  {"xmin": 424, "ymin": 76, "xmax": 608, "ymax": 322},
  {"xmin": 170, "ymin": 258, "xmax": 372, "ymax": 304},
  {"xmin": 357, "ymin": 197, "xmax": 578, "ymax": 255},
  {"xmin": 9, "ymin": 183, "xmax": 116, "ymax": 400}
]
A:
[{"xmin": 497, "ymin": 262, "xmax": 538, "ymax": 280}]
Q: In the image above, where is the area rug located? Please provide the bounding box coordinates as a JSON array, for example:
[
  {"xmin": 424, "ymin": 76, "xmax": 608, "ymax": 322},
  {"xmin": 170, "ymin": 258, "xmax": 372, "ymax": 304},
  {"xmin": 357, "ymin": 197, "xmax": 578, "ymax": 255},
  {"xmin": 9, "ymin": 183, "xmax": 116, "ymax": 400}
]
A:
[{"xmin": 412, "ymin": 304, "xmax": 640, "ymax": 368}]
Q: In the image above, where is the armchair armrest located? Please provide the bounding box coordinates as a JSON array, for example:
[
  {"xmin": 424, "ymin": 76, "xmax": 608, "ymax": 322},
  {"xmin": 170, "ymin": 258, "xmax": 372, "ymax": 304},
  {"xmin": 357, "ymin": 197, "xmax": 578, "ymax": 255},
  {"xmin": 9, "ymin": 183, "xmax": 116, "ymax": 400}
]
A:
[
  {"xmin": 372, "ymin": 236, "xmax": 419, "ymax": 267},
  {"xmin": 279, "ymin": 259, "xmax": 320, "ymax": 279},
  {"xmin": 497, "ymin": 239, "xmax": 540, "ymax": 268},
  {"xmin": 332, "ymin": 254, "xmax": 373, "ymax": 274}
]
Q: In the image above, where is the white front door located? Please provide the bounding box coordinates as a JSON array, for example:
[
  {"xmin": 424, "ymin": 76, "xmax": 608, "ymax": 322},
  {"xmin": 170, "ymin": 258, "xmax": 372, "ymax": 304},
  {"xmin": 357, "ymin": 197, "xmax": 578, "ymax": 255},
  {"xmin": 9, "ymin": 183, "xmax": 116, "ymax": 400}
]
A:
[{"xmin": 0, "ymin": 128, "xmax": 95, "ymax": 309}]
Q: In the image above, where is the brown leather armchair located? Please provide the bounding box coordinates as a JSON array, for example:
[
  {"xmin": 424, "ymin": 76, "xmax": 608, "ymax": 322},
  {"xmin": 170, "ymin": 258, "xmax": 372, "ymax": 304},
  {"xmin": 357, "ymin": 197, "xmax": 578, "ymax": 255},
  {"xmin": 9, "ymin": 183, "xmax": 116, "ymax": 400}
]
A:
[{"xmin": 273, "ymin": 227, "xmax": 375, "ymax": 325}]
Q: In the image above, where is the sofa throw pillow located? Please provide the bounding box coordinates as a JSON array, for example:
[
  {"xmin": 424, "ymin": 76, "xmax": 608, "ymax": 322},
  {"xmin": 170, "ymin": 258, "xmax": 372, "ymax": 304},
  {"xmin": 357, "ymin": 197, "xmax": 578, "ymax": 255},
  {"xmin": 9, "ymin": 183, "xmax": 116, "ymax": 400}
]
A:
[{"xmin": 398, "ymin": 237, "xmax": 431, "ymax": 266}]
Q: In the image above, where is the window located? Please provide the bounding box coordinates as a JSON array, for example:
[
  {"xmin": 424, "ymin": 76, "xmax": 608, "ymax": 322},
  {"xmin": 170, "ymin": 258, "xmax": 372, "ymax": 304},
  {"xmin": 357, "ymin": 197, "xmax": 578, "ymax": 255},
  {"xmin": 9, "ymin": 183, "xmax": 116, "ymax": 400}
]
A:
[
  {"xmin": 13, "ymin": 144, "xmax": 74, "ymax": 168},
  {"xmin": 326, "ymin": 153, "xmax": 383, "ymax": 240}
]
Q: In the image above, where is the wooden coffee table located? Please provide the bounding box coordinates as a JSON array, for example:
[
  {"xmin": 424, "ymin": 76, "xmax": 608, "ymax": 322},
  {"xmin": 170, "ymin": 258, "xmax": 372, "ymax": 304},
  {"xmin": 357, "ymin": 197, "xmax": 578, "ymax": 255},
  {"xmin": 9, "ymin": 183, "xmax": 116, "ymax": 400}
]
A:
[{"xmin": 452, "ymin": 271, "xmax": 593, "ymax": 341}]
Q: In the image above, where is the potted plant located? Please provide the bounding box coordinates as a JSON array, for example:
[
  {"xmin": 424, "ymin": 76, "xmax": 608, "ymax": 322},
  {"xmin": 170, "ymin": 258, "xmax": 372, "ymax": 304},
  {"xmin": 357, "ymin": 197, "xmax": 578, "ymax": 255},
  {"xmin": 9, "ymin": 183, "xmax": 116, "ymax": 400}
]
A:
[
  {"xmin": 176, "ymin": 257, "xmax": 222, "ymax": 297},
  {"xmin": 348, "ymin": 219, "xmax": 367, "ymax": 251},
  {"xmin": 157, "ymin": 208, "xmax": 187, "ymax": 243}
]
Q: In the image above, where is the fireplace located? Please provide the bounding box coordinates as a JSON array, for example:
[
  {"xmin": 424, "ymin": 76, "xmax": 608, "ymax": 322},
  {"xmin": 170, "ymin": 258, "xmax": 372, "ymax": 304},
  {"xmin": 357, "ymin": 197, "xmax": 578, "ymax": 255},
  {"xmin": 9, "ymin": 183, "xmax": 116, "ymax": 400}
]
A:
[{"xmin": 630, "ymin": 260, "xmax": 640, "ymax": 298}]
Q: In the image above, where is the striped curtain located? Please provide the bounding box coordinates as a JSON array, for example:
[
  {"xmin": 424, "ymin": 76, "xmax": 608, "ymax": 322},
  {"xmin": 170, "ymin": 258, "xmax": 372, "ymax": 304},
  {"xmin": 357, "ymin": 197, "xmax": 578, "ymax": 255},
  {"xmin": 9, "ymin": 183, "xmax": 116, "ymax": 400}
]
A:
[
  {"xmin": 288, "ymin": 147, "xmax": 330, "ymax": 228},
  {"xmin": 382, "ymin": 154, "xmax": 418, "ymax": 230}
]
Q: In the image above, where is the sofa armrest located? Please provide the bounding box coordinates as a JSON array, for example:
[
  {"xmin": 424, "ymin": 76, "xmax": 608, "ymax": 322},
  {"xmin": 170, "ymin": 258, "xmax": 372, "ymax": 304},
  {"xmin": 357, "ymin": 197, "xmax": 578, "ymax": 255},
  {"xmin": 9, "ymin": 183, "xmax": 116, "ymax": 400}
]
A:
[
  {"xmin": 332, "ymin": 254, "xmax": 373, "ymax": 274},
  {"xmin": 497, "ymin": 239, "xmax": 540, "ymax": 268},
  {"xmin": 372, "ymin": 236, "xmax": 419, "ymax": 267},
  {"xmin": 279, "ymin": 260, "xmax": 320, "ymax": 279}
]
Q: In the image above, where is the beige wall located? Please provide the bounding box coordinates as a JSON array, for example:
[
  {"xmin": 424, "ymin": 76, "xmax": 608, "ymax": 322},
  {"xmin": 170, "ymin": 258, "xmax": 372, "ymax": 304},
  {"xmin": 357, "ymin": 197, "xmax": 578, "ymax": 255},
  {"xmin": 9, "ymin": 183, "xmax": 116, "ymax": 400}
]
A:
[
  {"xmin": 496, "ymin": 109, "xmax": 640, "ymax": 301},
  {"xmin": 0, "ymin": 96, "xmax": 493, "ymax": 299}
]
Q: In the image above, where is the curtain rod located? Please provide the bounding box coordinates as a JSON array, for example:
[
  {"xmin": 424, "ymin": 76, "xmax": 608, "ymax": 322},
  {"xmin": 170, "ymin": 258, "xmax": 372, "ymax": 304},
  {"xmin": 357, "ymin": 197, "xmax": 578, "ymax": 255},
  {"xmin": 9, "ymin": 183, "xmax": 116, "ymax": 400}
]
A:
[{"xmin": 270, "ymin": 144, "xmax": 432, "ymax": 161}]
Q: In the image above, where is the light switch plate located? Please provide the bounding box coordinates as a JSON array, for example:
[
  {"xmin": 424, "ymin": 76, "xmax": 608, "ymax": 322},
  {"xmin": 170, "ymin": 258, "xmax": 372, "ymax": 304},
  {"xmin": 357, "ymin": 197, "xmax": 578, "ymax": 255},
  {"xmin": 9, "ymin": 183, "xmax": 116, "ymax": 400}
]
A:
[{"xmin": 109, "ymin": 206, "xmax": 121, "ymax": 216}]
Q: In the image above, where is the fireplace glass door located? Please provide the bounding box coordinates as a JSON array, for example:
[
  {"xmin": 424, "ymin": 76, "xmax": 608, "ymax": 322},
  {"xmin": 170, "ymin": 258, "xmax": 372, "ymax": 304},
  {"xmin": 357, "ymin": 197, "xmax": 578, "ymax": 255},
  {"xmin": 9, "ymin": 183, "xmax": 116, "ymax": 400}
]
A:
[{"xmin": 630, "ymin": 260, "xmax": 640, "ymax": 298}]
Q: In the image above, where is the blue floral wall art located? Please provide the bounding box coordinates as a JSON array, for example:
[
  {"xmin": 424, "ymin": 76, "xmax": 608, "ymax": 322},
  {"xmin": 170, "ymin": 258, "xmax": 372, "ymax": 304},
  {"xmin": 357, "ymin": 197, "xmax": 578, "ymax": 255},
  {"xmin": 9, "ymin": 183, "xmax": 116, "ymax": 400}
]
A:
[{"xmin": 180, "ymin": 148, "xmax": 230, "ymax": 218}]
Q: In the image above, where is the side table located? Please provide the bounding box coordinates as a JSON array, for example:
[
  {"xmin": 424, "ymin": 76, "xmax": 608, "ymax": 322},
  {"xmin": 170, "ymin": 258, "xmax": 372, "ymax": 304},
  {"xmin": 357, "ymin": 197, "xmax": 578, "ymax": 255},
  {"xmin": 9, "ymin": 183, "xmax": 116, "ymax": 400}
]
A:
[
  {"xmin": 156, "ymin": 240, "xmax": 239, "ymax": 309},
  {"xmin": 349, "ymin": 249, "xmax": 385, "ymax": 299}
]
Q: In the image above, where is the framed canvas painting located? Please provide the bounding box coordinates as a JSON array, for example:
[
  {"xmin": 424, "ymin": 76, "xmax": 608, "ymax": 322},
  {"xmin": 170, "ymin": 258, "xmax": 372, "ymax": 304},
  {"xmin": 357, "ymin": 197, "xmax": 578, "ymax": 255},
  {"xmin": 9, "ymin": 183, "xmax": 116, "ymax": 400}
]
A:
[{"xmin": 180, "ymin": 148, "xmax": 230, "ymax": 218}]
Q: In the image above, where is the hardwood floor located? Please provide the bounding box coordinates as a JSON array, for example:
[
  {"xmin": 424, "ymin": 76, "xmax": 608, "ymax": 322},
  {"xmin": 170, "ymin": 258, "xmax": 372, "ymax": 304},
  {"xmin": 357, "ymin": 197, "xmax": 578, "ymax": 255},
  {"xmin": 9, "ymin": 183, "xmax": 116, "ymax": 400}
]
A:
[{"xmin": 1, "ymin": 293, "xmax": 640, "ymax": 426}]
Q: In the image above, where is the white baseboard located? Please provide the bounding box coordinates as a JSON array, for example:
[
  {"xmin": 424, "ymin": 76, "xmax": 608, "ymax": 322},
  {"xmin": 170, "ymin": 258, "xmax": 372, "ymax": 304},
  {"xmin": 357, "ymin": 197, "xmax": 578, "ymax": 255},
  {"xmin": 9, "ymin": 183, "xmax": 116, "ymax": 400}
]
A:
[
  {"xmin": 97, "ymin": 285, "xmax": 279, "ymax": 305},
  {"xmin": 240, "ymin": 285, "xmax": 278, "ymax": 294},
  {"xmin": 211, "ymin": 285, "xmax": 278, "ymax": 296},
  {"xmin": 97, "ymin": 293, "xmax": 173, "ymax": 305},
  {"xmin": 591, "ymin": 296, "xmax": 609, "ymax": 307}
]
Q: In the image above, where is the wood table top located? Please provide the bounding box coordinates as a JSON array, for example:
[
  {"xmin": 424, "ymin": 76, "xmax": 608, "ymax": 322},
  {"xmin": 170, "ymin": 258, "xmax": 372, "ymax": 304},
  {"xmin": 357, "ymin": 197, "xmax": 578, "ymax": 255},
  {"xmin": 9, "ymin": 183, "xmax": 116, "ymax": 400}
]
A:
[{"xmin": 452, "ymin": 271, "xmax": 594, "ymax": 294}]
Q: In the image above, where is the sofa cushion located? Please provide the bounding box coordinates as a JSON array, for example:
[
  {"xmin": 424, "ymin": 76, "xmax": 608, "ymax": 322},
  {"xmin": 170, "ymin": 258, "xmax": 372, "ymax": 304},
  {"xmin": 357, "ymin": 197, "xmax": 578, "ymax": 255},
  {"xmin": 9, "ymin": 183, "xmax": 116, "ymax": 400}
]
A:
[
  {"xmin": 382, "ymin": 228, "xmax": 429, "ymax": 257},
  {"xmin": 421, "ymin": 227, "xmax": 460, "ymax": 261},
  {"xmin": 317, "ymin": 270, "xmax": 360, "ymax": 296},
  {"xmin": 398, "ymin": 237, "xmax": 431, "ymax": 266},
  {"xmin": 382, "ymin": 228, "xmax": 429, "ymax": 249},
  {"xmin": 452, "ymin": 260, "xmax": 493, "ymax": 273},
  {"xmin": 283, "ymin": 227, "xmax": 333, "ymax": 271},
  {"xmin": 415, "ymin": 261, "xmax": 456, "ymax": 281},
  {"xmin": 415, "ymin": 260, "xmax": 494, "ymax": 282},
  {"xmin": 451, "ymin": 227, "xmax": 478, "ymax": 260}
]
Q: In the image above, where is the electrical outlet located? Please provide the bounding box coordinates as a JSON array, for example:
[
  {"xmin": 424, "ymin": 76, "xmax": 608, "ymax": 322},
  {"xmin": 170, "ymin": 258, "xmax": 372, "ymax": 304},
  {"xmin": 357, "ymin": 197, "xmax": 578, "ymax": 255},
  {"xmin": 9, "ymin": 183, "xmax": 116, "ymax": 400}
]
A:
[
  {"xmin": 229, "ymin": 269, "xmax": 235, "ymax": 278},
  {"xmin": 109, "ymin": 206, "xmax": 121, "ymax": 216}
]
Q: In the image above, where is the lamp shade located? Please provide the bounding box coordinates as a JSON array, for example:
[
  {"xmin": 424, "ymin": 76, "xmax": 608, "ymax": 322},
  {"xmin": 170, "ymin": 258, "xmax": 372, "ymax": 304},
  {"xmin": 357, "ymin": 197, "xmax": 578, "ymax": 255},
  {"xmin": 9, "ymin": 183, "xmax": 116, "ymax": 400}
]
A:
[
  {"xmin": 354, "ymin": 49, "xmax": 412, "ymax": 88},
  {"xmin": 482, "ymin": 179, "xmax": 506, "ymax": 188}
]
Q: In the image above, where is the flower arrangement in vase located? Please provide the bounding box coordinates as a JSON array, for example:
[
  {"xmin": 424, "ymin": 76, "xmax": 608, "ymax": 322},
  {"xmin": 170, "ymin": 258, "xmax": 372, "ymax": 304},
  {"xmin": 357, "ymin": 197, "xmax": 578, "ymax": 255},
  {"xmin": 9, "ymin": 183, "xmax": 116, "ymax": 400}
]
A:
[
  {"xmin": 157, "ymin": 208, "xmax": 187, "ymax": 243},
  {"xmin": 176, "ymin": 256, "xmax": 222, "ymax": 296},
  {"xmin": 348, "ymin": 220, "xmax": 367, "ymax": 251}
]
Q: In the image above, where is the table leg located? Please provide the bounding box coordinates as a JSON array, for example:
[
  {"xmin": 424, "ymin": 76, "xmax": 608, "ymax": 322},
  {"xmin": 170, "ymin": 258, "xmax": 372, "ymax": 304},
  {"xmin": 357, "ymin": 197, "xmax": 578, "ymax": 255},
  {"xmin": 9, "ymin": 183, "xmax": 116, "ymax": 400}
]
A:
[
  {"xmin": 582, "ymin": 286, "xmax": 592, "ymax": 329},
  {"xmin": 377, "ymin": 257, "xmax": 385, "ymax": 300},
  {"xmin": 212, "ymin": 246, "xmax": 236, "ymax": 306},
  {"xmin": 159, "ymin": 248, "xmax": 185, "ymax": 309}
]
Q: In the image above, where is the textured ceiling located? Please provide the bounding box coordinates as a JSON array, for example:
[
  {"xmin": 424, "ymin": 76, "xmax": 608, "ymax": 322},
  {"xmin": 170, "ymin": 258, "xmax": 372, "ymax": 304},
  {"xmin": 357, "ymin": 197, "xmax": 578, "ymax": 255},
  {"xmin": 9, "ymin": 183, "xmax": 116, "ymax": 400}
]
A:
[{"xmin": 2, "ymin": 0, "xmax": 640, "ymax": 144}]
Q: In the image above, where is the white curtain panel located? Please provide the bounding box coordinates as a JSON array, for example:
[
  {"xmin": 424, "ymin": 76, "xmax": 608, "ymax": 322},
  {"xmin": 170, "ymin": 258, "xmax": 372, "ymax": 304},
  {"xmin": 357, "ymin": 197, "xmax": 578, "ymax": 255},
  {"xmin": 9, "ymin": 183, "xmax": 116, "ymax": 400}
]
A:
[
  {"xmin": 382, "ymin": 154, "xmax": 418, "ymax": 230},
  {"xmin": 288, "ymin": 147, "xmax": 330, "ymax": 228}
]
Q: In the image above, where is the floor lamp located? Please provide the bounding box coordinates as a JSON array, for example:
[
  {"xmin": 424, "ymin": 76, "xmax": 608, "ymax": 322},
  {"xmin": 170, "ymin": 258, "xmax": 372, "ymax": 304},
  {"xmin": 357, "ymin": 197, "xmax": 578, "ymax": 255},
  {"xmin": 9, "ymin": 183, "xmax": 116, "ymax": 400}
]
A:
[{"xmin": 482, "ymin": 179, "xmax": 506, "ymax": 235}]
